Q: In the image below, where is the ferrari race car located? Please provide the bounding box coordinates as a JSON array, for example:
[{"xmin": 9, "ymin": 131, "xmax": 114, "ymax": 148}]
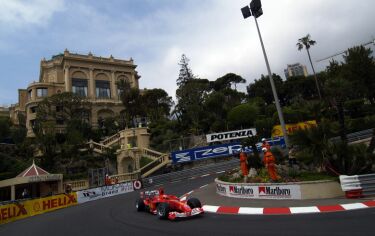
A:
[{"xmin": 135, "ymin": 188, "xmax": 204, "ymax": 220}]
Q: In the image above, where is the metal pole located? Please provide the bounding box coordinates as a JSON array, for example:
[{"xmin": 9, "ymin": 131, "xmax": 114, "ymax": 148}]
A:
[{"xmin": 253, "ymin": 16, "xmax": 289, "ymax": 148}]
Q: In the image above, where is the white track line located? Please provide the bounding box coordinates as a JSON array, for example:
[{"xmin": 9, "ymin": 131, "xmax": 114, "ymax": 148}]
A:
[
  {"xmin": 200, "ymin": 184, "xmax": 208, "ymax": 189},
  {"xmin": 200, "ymin": 174, "xmax": 210, "ymax": 177}
]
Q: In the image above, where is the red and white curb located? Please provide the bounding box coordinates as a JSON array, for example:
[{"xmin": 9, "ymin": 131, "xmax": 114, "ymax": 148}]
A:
[
  {"xmin": 180, "ymin": 184, "xmax": 375, "ymax": 215},
  {"xmin": 202, "ymin": 200, "xmax": 375, "ymax": 215}
]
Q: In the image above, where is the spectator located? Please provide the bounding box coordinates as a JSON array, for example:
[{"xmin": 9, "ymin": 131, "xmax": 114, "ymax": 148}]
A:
[
  {"xmin": 239, "ymin": 150, "xmax": 249, "ymax": 182},
  {"xmin": 288, "ymin": 145, "xmax": 298, "ymax": 167},
  {"xmin": 21, "ymin": 188, "xmax": 29, "ymax": 199}
]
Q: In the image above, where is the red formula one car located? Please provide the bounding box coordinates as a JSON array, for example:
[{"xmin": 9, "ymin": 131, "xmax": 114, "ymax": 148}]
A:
[{"xmin": 135, "ymin": 188, "xmax": 204, "ymax": 220}]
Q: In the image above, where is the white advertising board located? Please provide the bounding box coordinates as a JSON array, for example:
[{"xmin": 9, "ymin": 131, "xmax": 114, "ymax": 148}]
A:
[
  {"xmin": 77, "ymin": 181, "xmax": 134, "ymax": 203},
  {"xmin": 216, "ymin": 183, "xmax": 301, "ymax": 200},
  {"xmin": 206, "ymin": 128, "xmax": 257, "ymax": 143}
]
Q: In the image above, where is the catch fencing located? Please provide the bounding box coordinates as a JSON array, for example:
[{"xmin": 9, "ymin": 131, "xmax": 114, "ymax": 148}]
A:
[
  {"xmin": 142, "ymin": 159, "xmax": 239, "ymax": 188},
  {"xmin": 339, "ymin": 173, "xmax": 375, "ymax": 198}
]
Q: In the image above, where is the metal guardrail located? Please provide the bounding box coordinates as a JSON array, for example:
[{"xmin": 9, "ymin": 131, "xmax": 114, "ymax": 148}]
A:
[
  {"xmin": 339, "ymin": 173, "xmax": 375, "ymax": 198},
  {"xmin": 331, "ymin": 128, "xmax": 373, "ymax": 143},
  {"xmin": 142, "ymin": 158, "xmax": 239, "ymax": 188}
]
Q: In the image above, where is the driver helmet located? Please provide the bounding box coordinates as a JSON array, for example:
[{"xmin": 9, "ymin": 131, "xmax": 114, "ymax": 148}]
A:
[{"xmin": 261, "ymin": 138, "xmax": 266, "ymax": 142}]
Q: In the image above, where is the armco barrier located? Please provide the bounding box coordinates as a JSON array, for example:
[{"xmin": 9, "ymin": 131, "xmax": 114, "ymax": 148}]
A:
[
  {"xmin": 0, "ymin": 193, "xmax": 77, "ymax": 225},
  {"xmin": 340, "ymin": 174, "xmax": 375, "ymax": 198}
]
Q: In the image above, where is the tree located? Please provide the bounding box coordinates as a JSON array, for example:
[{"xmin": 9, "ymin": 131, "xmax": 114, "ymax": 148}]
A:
[
  {"xmin": 117, "ymin": 79, "xmax": 142, "ymax": 127},
  {"xmin": 297, "ymin": 34, "xmax": 322, "ymax": 99},
  {"xmin": 34, "ymin": 92, "xmax": 91, "ymax": 170},
  {"xmin": 177, "ymin": 54, "xmax": 195, "ymax": 86},
  {"xmin": 325, "ymin": 60, "xmax": 352, "ymax": 142},
  {"xmin": 227, "ymin": 103, "xmax": 259, "ymax": 129},
  {"xmin": 175, "ymin": 79, "xmax": 210, "ymax": 134},
  {"xmin": 247, "ymin": 74, "xmax": 285, "ymax": 105},
  {"xmin": 212, "ymin": 73, "xmax": 246, "ymax": 91},
  {"xmin": 141, "ymin": 89, "xmax": 173, "ymax": 123},
  {"xmin": 342, "ymin": 46, "xmax": 375, "ymax": 104}
]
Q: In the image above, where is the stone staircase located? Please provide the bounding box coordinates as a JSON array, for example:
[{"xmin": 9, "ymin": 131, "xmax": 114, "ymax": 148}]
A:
[{"xmin": 88, "ymin": 129, "xmax": 170, "ymax": 179}]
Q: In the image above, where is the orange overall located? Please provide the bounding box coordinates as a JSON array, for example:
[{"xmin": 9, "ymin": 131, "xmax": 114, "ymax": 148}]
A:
[
  {"xmin": 263, "ymin": 151, "xmax": 278, "ymax": 181},
  {"xmin": 240, "ymin": 152, "xmax": 248, "ymax": 176}
]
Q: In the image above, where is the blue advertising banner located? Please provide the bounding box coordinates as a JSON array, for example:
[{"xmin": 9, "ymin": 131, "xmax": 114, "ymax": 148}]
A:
[{"xmin": 171, "ymin": 137, "xmax": 286, "ymax": 164}]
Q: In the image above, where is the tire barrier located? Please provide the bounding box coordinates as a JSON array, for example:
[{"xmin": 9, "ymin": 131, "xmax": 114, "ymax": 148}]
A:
[{"xmin": 340, "ymin": 174, "xmax": 375, "ymax": 198}]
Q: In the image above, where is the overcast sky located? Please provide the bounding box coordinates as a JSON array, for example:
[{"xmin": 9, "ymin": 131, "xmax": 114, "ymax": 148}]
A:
[{"xmin": 0, "ymin": 0, "xmax": 374, "ymax": 106}]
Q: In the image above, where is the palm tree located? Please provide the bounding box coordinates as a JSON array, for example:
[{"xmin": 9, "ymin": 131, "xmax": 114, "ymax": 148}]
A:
[{"xmin": 297, "ymin": 34, "xmax": 322, "ymax": 99}]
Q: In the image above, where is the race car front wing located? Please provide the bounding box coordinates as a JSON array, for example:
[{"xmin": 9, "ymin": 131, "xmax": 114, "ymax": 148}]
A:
[{"xmin": 168, "ymin": 207, "xmax": 204, "ymax": 220}]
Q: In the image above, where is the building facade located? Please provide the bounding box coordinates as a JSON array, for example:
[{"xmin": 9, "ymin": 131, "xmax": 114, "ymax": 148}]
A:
[
  {"xmin": 284, "ymin": 63, "xmax": 308, "ymax": 78},
  {"xmin": 10, "ymin": 50, "xmax": 140, "ymax": 137}
]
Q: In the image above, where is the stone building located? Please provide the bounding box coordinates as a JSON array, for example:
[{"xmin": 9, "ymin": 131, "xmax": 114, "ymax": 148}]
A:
[
  {"xmin": 284, "ymin": 63, "xmax": 308, "ymax": 79},
  {"xmin": 10, "ymin": 50, "xmax": 140, "ymax": 137}
]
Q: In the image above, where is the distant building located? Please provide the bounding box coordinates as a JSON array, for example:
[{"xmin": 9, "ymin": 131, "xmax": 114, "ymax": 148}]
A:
[
  {"xmin": 284, "ymin": 63, "xmax": 308, "ymax": 78},
  {"xmin": 10, "ymin": 49, "xmax": 140, "ymax": 137}
]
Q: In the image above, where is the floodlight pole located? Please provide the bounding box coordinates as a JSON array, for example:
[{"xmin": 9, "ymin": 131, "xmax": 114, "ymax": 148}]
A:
[{"xmin": 253, "ymin": 16, "xmax": 290, "ymax": 148}]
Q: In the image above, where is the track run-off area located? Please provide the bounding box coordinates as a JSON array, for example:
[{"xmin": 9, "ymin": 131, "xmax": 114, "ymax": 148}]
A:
[{"xmin": 1, "ymin": 175, "xmax": 375, "ymax": 236}]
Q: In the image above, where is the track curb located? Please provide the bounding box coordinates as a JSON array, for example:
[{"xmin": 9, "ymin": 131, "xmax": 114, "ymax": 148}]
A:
[{"xmin": 180, "ymin": 184, "xmax": 375, "ymax": 215}]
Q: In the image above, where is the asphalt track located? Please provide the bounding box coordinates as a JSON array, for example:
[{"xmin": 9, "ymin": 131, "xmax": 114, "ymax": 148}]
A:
[{"xmin": 1, "ymin": 175, "xmax": 375, "ymax": 236}]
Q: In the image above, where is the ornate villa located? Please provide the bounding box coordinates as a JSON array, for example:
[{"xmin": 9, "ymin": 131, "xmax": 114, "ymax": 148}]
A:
[{"xmin": 10, "ymin": 49, "xmax": 140, "ymax": 137}]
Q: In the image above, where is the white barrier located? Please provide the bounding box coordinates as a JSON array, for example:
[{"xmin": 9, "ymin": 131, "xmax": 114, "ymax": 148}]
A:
[
  {"xmin": 339, "ymin": 175, "xmax": 361, "ymax": 191},
  {"xmin": 216, "ymin": 179, "xmax": 301, "ymax": 200},
  {"xmin": 77, "ymin": 181, "xmax": 134, "ymax": 204},
  {"xmin": 339, "ymin": 174, "xmax": 375, "ymax": 198}
]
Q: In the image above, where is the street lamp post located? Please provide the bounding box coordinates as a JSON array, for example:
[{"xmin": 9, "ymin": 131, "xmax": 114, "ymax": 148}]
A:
[{"xmin": 241, "ymin": 0, "xmax": 289, "ymax": 148}]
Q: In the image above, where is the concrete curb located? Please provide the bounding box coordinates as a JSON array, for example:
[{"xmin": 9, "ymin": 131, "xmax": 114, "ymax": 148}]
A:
[{"xmin": 180, "ymin": 184, "xmax": 375, "ymax": 215}]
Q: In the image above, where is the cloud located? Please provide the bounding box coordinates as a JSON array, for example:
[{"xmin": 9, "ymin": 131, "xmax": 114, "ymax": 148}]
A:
[
  {"xmin": 0, "ymin": 0, "xmax": 374, "ymax": 106},
  {"xmin": 0, "ymin": 0, "xmax": 65, "ymax": 28}
]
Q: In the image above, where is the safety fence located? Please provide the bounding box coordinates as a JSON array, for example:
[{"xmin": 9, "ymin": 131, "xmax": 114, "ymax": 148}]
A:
[
  {"xmin": 0, "ymin": 180, "xmax": 140, "ymax": 225},
  {"xmin": 142, "ymin": 159, "xmax": 239, "ymax": 188},
  {"xmin": 339, "ymin": 173, "xmax": 375, "ymax": 198},
  {"xmin": 331, "ymin": 128, "xmax": 373, "ymax": 143}
]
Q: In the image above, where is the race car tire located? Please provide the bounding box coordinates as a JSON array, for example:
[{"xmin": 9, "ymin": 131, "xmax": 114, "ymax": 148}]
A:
[
  {"xmin": 157, "ymin": 202, "xmax": 170, "ymax": 219},
  {"xmin": 136, "ymin": 198, "xmax": 145, "ymax": 212},
  {"xmin": 187, "ymin": 198, "xmax": 202, "ymax": 208}
]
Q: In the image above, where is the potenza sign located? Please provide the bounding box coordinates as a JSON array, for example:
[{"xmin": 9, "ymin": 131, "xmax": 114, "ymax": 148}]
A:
[
  {"xmin": 216, "ymin": 183, "xmax": 301, "ymax": 199},
  {"xmin": 206, "ymin": 128, "xmax": 257, "ymax": 143}
]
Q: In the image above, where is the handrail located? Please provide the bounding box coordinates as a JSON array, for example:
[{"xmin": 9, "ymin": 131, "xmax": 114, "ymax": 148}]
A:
[
  {"xmin": 110, "ymin": 171, "xmax": 140, "ymax": 182},
  {"xmin": 141, "ymin": 148, "xmax": 164, "ymax": 160},
  {"xmin": 101, "ymin": 132, "xmax": 121, "ymax": 146}
]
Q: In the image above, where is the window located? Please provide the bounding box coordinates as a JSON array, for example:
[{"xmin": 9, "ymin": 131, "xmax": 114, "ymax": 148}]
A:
[
  {"xmin": 56, "ymin": 106, "xmax": 63, "ymax": 112},
  {"xmin": 117, "ymin": 88, "xmax": 123, "ymax": 98},
  {"xmin": 96, "ymin": 80, "xmax": 111, "ymax": 99},
  {"xmin": 72, "ymin": 79, "xmax": 88, "ymax": 97},
  {"xmin": 56, "ymin": 118, "xmax": 64, "ymax": 125},
  {"xmin": 37, "ymin": 88, "xmax": 48, "ymax": 97},
  {"xmin": 28, "ymin": 90, "xmax": 32, "ymax": 99},
  {"xmin": 30, "ymin": 106, "xmax": 37, "ymax": 113}
]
